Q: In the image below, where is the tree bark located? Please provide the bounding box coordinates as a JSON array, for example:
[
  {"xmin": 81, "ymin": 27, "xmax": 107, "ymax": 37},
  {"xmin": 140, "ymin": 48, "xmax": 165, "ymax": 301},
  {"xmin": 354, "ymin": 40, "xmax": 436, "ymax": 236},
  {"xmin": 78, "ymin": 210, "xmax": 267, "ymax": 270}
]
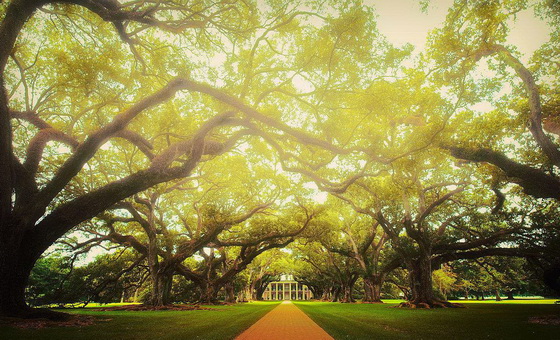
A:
[
  {"xmin": 309, "ymin": 286, "xmax": 322, "ymax": 301},
  {"xmin": 448, "ymin": 147, "xmax": 560, "ymax": 199},
  {"xmin": 1, "ymin": 1, "xmax": 44, "ymax": 221},
  {"xmin": 0, "ymin": 0, "xmax": 51, "ymax": 320},
  {"xmin": 150, "ymin": 272, "xmax": 173, "ymax": 306},
  {"xmin": 254, "ymin": 280, "xmax": 269, "ymax": 300},
  {"xmin": 408, "ymin": 254, "xmax": 434, "ymax": 306},
  {"xmin": 542, "ymin": 264, "xmax": 560, "ymax": 296},
  {"xmin": 0, "ymin": 240, "xmax": 68, "ymax": 319},
  {"xmin": 506, "ymin": 290, "xmax": 515, "ymax": 300},
  {"xmin": 398, "ymin": 249, "xmax": 462, "ymax": 308},
  {"xmin": 198, "ymin": 282, "xmax": 220, "ymax": 304},
  {"xmin": 363, "ymin": 276, "xmax": 383, "ymax": 303},
  {"xmin": 0, "ymin": 248, "xmax": 32, "ymax": 317},
  {"xmin": 330, "ymin": 286, "xmax": 341, "ymax": 302},
  {"xmin": 133, "ymin": 287, "xmax": 140, "ymax": 303},
  {"xmin": 340, "ymin": 284, "xmax": 354, "ymax": 303},
  {"xmin": 320, "ymin": 289, "xmax": 330, "ymax": 301},
  {"xmin": 224, "ymin": 283, "xmax": 236, "ymax": 303},
  {"xmin": 237, "ymin": 286, "xmax": 250, "ymax": 302}
]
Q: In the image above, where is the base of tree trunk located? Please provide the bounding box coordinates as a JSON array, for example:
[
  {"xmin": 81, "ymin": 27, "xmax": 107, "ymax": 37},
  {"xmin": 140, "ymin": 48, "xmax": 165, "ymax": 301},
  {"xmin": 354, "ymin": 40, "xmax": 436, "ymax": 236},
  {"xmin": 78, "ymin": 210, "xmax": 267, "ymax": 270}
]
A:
[
  {"xmin": 397, "ymin": 300, "xmax": 465, "ymax": 309},
  {"xmin": 1, "ymin": 307, "xmax": 71, "ymax": 321},
  {"xmin": 96, "ymin": 304, "xmax": 211, "ymax": 311},
  {"xmin": 196, "ymin": 300, "xmax": 233, "ymax": 305},
  {"xmin": 2, "ymin": 314, "xmax": 99, "ymax": 328}
]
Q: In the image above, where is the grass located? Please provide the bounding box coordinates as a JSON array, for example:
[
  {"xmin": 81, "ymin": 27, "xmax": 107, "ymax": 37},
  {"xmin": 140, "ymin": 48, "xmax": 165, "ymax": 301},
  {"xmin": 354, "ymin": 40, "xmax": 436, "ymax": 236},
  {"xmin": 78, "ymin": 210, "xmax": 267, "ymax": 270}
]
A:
[
  {"xmin": 380, "ymin": 298, "xmax": 559, "ymax": 305},
  {"xmin": 0, "ymin": 301, "xmax": 280, "ymax": 340},
  {"xmin": 294, "ymin": 300, "xmax": 560, "ymax": 340},
  {"xmin": 3, "ymin": 299, "xmax": 558, "ymax": 339},
  {"xmin": 450, "ymin": 298, "xmax": 559, "ymax": 304}
]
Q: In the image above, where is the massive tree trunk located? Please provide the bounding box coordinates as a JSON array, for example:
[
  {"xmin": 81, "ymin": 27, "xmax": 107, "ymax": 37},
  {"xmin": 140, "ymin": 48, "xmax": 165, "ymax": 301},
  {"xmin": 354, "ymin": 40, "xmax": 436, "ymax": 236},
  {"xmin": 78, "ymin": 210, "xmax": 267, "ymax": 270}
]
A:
[
  {"xmin": 399, "ymin": 250, "xmax": 462, "ymax": 308},
  {"xmin": 249, "ymin": 279, "xmax": 267, "ymax": 301},
  {"xmin": 409, "ymin": 255, "xmax": 434, "ymax": 306},
  {"xmin": 150, "ymin": 272, "xmax": 173, "ymax": 306},
  {"xmin": 252, "ymin": 283, "xmax": 260, "ymax": 301},
  {"xmin": 339, "ymin": 275, "xmax": 357, "ymax": 303},
  {"xmin": 363, "ymin": 276, "xmax": 383, "ymax": 303},
  {"xmin": 309, "ymin": 286, "xmax": 322, "ymax": 301},
  {"xmin": 244, "ymin": 282, "xmax": 256, "ymax": 302},
  {"xmin": 0, "ymin": 0, "xmax": 48, "ymax": 320},
  {"xmin": 198, "ymin": 282, "xmax": 220, "ymax": 304},
  {"xmin": 0, "ymin": 247, "xmax": 33, "ymax": 317},
  {"xmin": 254, "ymin": 280, "xmax": 269, "ymax": 301},
  {"xmin": 224, "ymin": 283, "xmax": 236, "ymax": 303},
  {"xmin": 495, "ymin": 289, "xmax": 502, "ymax": 301},
  {"xmin": 330, "ymin": 286, "xmax": 341, "ymax": 302},
  {"xmin": 542, "ymin": 263, "xmax": 560, "ymax": 296},
  {"xmin": 320, "ymin": 289, "xmax": 330, "ymax": 301},
  {"xmin": 339, "ymin": 284, "xmax": 354, "ymax": 303},
  {"xmin": 506, "ymin": 290, "xmax": 515, "ymax": 300},
  {"xmin": 0, "ymin": 237, "xmax": 68, "ymax": 319},
  {"xmin": 237, "ymin": 286, "xmax": 250, "ymax": 302}
]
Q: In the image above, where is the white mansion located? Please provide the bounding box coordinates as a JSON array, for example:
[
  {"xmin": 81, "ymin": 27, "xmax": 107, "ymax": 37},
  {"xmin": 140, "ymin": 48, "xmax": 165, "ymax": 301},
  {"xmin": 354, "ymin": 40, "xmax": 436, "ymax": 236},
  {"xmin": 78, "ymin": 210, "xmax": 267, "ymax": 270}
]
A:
[{"xmin": 262, "ymin": 274, "xmax": 313, "ymax": 300}]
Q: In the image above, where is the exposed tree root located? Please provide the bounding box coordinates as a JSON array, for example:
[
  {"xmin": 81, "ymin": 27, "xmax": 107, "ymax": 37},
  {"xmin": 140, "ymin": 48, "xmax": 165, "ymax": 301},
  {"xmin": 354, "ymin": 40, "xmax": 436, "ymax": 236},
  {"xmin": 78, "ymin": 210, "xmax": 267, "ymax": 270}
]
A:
[
  {"xmin": 528, "ymin": 315, "xmax": 560, "ymax": 325},
  {"xmin": 0, "ymin": 307, "xmax": 72, "ymax": 321},
  {"xmin": 198, "ymin": 301, "xmax": 234, "ymax": 306},
  {"xmin": 396, "ymin": 300, "xmax": 465, "ymax": 309},
  {"xmin": 1, "ymin": 314, "xmax": 108, "ymax": 329},
  {"xmin": 95, "ymin": 304, "xmax": 215, "ymax": 311}
]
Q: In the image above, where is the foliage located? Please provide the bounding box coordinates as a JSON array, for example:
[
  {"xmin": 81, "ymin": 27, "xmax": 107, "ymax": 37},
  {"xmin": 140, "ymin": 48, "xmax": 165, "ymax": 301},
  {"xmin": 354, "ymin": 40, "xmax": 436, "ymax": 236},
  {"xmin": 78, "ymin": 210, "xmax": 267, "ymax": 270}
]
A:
[
  {"xmin": 26, "ymin": 254, "xmax": 76, "ymax": 307},
  {"xmin": 1, "ymin": 0, "xmax": 559, "ymax": 317},
  {"xmin": 27, "ymin": 250, "xmax": 148, "ymax": 306}
]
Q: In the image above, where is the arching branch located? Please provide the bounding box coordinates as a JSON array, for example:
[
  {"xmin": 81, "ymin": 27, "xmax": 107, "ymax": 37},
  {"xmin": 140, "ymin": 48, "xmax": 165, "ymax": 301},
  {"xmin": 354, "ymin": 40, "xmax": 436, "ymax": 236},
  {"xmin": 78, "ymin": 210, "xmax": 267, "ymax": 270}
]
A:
[
  {"xmin": 30, "ymin": 78, "xmax": 189, "ymax": 221},
  {"xmin": 447, "ymin": 146, "xmax": 560, "ymax": 199}
]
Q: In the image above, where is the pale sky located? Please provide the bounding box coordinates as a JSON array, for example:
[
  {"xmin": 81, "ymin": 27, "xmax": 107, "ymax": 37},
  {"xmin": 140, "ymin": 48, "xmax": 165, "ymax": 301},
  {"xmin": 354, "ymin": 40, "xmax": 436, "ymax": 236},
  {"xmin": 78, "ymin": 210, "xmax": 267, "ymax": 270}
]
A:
[
  {"xmin": 369, "ymin": 0, "xmax": 552, "ymax": 115},
  {"xmin": 367, "ymin": 0, "xmax": 449, "ymax": 49},
  {"xmin": 369, "ymin": 0, "xmax": 551, "ymax": 62}
]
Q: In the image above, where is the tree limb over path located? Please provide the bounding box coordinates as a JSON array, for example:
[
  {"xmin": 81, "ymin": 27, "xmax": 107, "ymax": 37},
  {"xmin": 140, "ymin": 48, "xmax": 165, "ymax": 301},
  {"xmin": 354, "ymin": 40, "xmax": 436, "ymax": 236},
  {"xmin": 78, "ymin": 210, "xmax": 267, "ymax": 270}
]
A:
[
  {"xmin": 447, "ymin": 147, "xmax": 560, "ymax": 199},
  {"xmin": 445, "ymin": 43, "xmax": 560, "ymax": 200}
]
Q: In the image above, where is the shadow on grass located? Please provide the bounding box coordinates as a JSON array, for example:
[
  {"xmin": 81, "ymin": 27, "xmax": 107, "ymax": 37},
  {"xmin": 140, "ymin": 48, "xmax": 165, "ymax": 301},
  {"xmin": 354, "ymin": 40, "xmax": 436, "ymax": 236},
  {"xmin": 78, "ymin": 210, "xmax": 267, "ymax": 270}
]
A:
[{"xmin": 0, "ymin": 301, "xmax": 280, "ymax": 340}]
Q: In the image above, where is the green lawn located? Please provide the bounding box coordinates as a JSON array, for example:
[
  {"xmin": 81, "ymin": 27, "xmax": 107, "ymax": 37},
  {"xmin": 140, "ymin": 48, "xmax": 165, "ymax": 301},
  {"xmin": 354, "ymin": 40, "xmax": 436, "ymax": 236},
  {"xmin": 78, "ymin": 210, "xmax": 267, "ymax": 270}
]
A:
[
  {"xmin": 450, "ymin": 298, "xmax": 559, "ymax": 304},
  {"xmin": 3, "ymin": 300, "xmax": 559, "ymax": 339},
  {"xmin": 0, "ymin": 301, "xmax": 280, "ymax": 340},
  {"xmin": 294, "ymin": 300, "xmax": 560, "ymax": 340}
]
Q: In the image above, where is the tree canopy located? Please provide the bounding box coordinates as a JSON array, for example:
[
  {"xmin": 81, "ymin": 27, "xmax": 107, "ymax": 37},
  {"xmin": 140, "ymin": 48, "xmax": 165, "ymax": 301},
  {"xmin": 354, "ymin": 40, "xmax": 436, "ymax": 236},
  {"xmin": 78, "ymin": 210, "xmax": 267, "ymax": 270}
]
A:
[{"xmin": 0, "ymin": 0, "xmax": 559, "ymax": 317}]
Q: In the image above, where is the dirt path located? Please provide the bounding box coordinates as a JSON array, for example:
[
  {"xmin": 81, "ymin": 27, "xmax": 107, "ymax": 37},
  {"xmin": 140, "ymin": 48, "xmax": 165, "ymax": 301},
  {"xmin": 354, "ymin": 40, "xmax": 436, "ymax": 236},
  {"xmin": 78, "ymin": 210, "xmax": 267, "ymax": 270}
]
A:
[{"xmin": 235, "ymin": 301, "xmax": 333, "ymax": 340}]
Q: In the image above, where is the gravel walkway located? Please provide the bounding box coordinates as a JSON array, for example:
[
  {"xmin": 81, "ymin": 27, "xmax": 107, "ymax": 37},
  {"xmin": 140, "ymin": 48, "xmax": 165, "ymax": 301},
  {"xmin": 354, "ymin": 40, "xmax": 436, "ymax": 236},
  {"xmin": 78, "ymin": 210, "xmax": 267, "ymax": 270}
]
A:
[{"xmin": 236, "ymin": 301, "xmax": 333, "ymax": 340}]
